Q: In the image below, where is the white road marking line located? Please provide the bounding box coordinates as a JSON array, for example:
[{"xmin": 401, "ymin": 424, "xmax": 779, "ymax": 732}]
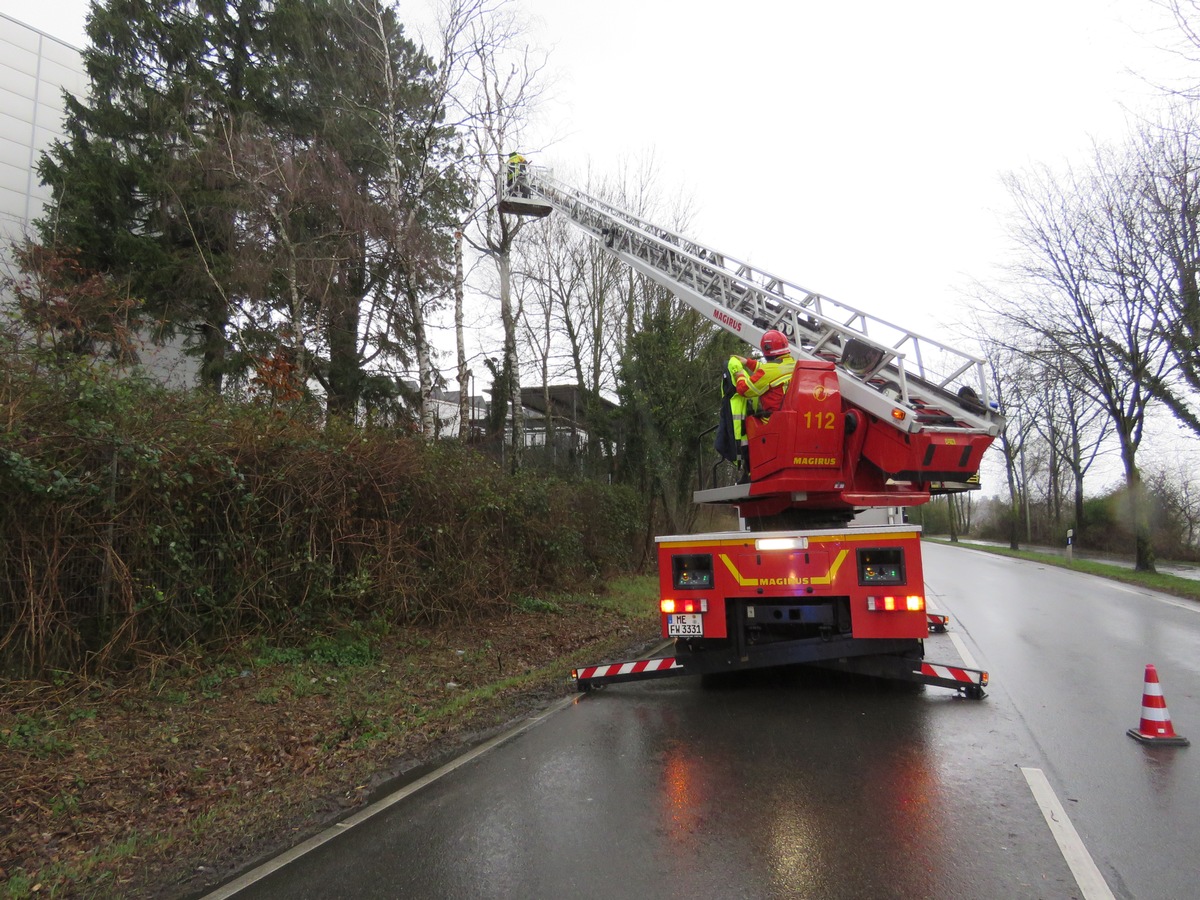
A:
[
  {"xmin": 199, "ymin": 694, "xmax": 577, "ymax": 898},
  {"xmin": 1021, "ymin": 767, "xmax": 1115, "ymax": 900},
  {"xmin": 948, "ymin": 631, "xmax": 979, "ymax": 671},
  {"xmin": 1109, "ymin": 584, "xmax": 1142, "ymax": 595},
  {"xmin": 1104, "ymin": 580, "xmax": 1199, "ymax": 613},
  {"xmin": 1143, "ymin": 592, "xmax": 1199, "ymax": 613}
]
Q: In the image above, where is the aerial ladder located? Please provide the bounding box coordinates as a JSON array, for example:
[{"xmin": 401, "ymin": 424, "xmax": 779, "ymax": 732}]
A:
[{"xmin": 500, "ymin": 166, "xmax": 997, "ymax": 697}]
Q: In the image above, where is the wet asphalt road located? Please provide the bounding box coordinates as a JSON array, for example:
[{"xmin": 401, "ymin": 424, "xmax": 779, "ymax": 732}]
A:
[{"xmin": 217, "ymin": 542, "xmax": 1199, "ymax": 899}]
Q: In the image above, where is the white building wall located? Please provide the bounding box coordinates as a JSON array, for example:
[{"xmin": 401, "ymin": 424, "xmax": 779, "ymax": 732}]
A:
[
  {"xmin": 0, "ymin": 12, "xmax": 85, "ymax": 257},
  {"xmin": 0, "ymin": 12, "xmax": 199, "ymax": 389}
]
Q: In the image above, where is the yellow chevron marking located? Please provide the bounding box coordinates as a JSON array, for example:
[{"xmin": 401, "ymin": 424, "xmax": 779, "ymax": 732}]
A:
[{"xmin": 719, "ymin": 549, "xmax": 850, "ymax": 588}]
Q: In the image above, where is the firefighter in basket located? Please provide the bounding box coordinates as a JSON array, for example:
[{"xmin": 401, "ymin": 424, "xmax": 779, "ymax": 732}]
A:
[
  {"xmin": 721, "ymin": 330, "xmax": 796, "ymax": 482},
  {"xmin": 506, "ymin": 151, "xmax": 529, "ymax": 197}
]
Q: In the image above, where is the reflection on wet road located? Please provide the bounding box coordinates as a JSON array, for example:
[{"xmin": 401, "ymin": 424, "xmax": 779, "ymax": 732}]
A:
[{"xmin": 232, "ymin": 649, "xmax": 1075, "ymax": 898}]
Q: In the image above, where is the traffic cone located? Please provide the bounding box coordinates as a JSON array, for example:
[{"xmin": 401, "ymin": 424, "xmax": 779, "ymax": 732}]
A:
[{"xmin": 1127, "ymin": 664, "xmax": 1190, "ymax": 746}]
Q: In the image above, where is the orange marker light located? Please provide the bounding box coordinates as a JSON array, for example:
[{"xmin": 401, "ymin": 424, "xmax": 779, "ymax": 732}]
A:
[
  {"xmin": 660, "ymin": 598, "xmax": 676, "ymax": 614},
  {"xmin": 892, "ymin": 409, "xmax": 907, "ymax": 421},
  {"xmin": 906, "ymin": 595, "xmax": 925, "ymax": 611}
]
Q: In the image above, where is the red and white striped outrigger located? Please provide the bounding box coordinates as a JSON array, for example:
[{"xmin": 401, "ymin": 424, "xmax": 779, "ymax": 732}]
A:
[
  {"xmin": 917, "ymin": 661, "xmax": 988, "ymax": 694},
  {"xmin": 572, "ymin": 657, "xmax": 683, "ymax": 687},
  {"xmin": 573, "ymin": 651, "xmax": 987, "ymax": 698}
]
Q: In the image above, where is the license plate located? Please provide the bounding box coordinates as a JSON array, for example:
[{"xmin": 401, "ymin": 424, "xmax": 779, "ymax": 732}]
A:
[{"xmin": 667, "ymin": 613, "xmax": 703, "ymax": 637}]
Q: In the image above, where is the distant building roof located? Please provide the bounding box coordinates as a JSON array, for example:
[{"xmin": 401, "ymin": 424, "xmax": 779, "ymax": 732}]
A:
[{"xmin": 519, "ymin": 384, "xmax": 618, "ymax": 431}]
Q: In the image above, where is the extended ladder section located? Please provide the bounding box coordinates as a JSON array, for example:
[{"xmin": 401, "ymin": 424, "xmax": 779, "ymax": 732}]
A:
[{"xmin": 513, "ymin": 168, "xmax": 1004, "ymax": 448}]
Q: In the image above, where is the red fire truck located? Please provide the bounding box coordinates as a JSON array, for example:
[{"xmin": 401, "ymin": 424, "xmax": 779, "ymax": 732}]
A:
[{"xmin": 501, "ymin": 168, "xmax": 1001, "ymax": 698}]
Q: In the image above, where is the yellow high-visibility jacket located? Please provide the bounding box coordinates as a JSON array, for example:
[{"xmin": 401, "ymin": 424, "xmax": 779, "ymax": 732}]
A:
[{"xmin": 729, "ymin": 353, "xmax": 796, "ymax": 416}]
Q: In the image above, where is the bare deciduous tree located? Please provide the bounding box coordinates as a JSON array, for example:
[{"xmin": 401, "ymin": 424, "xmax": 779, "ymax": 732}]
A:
[
  {"xmin": 978, "ymin": 335, "xmax": 1038, "ymax": 549},
  {"xmin": 349, "ymin": 0, "xmax": 468, "ymax": 435},
  {"xmin": 434, "ymin": 0, "xmax": 548, "ymax": 468},
  {"xmin": 1146, "ymin": 458, "xmax": 1200, "ymax": 546},
  {"xmin": 182, "ymin": 116, "xmax": 360, "ymax": 401},
  {"xmin": 516, "ymin": 209, "xmax": 583, "ymax": 464},
  {"xmin": 997, "ymin": 148, "xmax": 1175, "ymax": 570},
  {"xmin": 1128, "ymin": 113, "xmax": 1200, "ymax": 438},
  {"xmin": 507, "ymin": 158, "xmax": 691, "ymax": 473}
]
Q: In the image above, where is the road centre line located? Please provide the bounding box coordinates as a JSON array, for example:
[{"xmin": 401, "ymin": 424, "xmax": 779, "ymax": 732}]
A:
[
  {"xmin": 200, "ymin": 693, "xmax": 577, "ymax": 899},
  {"xmin": 1021, "ymin": 767, "xmax": 1115, "ymax": 900}
]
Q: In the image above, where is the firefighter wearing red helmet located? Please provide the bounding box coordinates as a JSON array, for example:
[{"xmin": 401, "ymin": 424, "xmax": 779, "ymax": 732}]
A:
[
  {"xmin": 726, "ymin": 330, "xmax": 797, "ymax": 481},
  {"xmin": 759, "ymin": 329, "xmax": 787, "ymax": 357},
  {"xmin": 731, "ymin": 330, "xmax": 796, "ymax": 412}
]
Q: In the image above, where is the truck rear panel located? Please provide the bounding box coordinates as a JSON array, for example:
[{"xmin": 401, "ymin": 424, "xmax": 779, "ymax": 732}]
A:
[{"xmin": 657, "ymin": 524, "xmax": 927, "ymax": 644}]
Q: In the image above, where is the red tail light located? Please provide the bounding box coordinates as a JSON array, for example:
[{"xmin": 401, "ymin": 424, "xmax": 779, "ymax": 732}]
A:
[
  {"xmin": 866, "ymin": 595, "xmax": 925, "ymax": 612},
  {"xmin": 661, "ymin": 598, "xmax": 707, "ymax": 614}
]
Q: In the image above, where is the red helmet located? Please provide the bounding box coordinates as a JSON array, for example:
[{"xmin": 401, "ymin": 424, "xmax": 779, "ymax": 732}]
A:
[{"xmin": 760, "ymin": 329, "xmax": 789, "ymax": 359}]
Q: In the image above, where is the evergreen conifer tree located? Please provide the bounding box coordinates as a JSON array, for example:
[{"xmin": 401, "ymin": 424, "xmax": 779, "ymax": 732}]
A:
[{"xmin": 37, "ymin": 0, "xmax": 467, "ymax": 412}]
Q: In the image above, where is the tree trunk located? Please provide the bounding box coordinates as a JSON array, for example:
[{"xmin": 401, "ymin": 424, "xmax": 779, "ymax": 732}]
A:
[
  {"xmin": 456, "ymin": 229, "xmax": 470, "ymax": 441},
  {"xmin": 1073, "ymin": 476, "xmax": 1086, "ymax": 549},
  {"xmin": 326, "ymin": 293, "xmax": 360, "ymax": 421},
  {"xmin": 498, "ymin": 250, "xmax": 523, "ymax": 469},
  {"xmin": 1004, "ymin": 440, "xmax": 1022, "ymax": 551},
  {"xmin": 542, "ymin": 371, "xmax": 553, "ymax": 466},
  {"xmin": 1071, "ymin": 425, "xmax": 1086, "ymax": 548},
  {"xmin": 1120, "ymin": 441, "xmax": 1156, "ymax": 572},
  {"xmin": 1048, "ymin": 421, "xmax": 1062, "ymax": 529},
  {"xmin": 410, "ymin": 285, "xmax": 435, "ymax": 436},
  {"xmin": 198, "ymin": 308, "xmax": 228, "ymax": 394}
]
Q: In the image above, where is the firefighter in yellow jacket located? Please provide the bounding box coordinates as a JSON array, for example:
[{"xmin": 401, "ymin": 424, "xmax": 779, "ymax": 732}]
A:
[
  {"xmin": 506, "ymin": 151, "xmax": 529, "ymax": 197},
  {"xmin": 727, "ymin": 330, "xmax": 796, "ymax": 480}
]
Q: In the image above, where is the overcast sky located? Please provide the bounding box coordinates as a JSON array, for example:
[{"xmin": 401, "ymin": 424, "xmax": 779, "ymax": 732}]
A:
[
  {"xmin": 5, "ymin": 0, "xmax": 1196, "ymax": 491},
  {"xmin": 6, "ymin": 0, "xmax": 1185, "ymax": 337},
  {"xmin": 520, "ymin": 1, "xmax": 1188, "ymax": 333}
]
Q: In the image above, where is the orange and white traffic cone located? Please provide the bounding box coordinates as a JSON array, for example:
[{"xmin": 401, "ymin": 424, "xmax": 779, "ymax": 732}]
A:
[{"xmin": 1127, "ymin": 664, "xmax": 1190, "ymax": 746}]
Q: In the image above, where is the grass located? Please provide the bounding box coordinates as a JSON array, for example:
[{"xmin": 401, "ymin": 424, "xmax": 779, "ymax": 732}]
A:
[
  {"xmin": 579, "ymin": 574, "xmax": 665, "ymax": 616},
  {"xmin": 929, "ymin": 539, "xmax": 1200, "ymax": 604}
]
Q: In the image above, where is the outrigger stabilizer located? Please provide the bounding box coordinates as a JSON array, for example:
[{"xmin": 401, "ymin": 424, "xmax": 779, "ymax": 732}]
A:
[
  {"xmin": 927, "ymin": 612, "xmax": 950, "ymax": 633},
  {"xmin": 573, "ymin": 650, "xmax": 987, "ymax": 699}
]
